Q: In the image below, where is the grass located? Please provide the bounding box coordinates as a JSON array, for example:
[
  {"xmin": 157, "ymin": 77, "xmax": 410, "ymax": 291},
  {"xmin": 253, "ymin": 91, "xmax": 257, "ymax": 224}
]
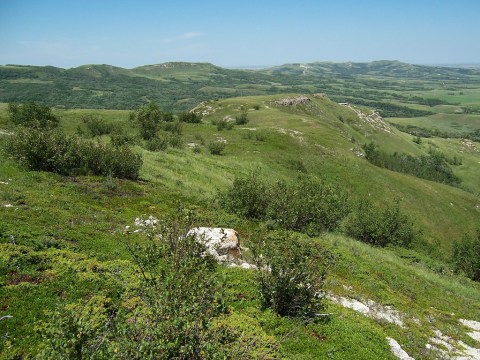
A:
[{"xmin": 1, "ymin": 92, "xmax": 479, "ymax": 358}]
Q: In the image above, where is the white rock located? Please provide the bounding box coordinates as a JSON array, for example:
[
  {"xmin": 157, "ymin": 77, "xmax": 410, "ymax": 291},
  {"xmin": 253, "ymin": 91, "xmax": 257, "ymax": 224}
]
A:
[
  {"xmin": 387, "ymin": 337, "xmax": 415, "ymax": 360},
  {"xmin": 461, "ymin": 319, "xmax": 480, "ymax": 332},
  {"xmin": 188, "ymin": 227, "xmax": 241, "ymax": 261}
]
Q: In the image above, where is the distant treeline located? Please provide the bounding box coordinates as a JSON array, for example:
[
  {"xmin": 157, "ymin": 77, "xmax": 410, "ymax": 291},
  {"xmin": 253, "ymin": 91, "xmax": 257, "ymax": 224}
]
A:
[
  {"xmin": 363, "ymin": 143, "xmax": 461, "ymax": 186},
  {"xmin": 392, "ymin": 123, "xmax": 480, "ymax": 141}
]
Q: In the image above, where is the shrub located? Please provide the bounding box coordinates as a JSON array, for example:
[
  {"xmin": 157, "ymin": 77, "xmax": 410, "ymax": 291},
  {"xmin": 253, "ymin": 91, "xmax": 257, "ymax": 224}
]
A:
[
  {"xmin": 344, "ymin": 199, "xmax": 416, "ymax": 248},
  {"xmin": 222, "ymin": 172, "xmax": 269, "ymax": 219},
  {"xmin": 452, "ymin": 230, "xmax": 480, "ymax": 282},
  {"xmin": 178, "ymin": 111, "xmax": 202, "ymax": 124},
  {"xmin": 110, "ymin": 131, "xmax": 135, "ymax": 147},
  {"xmin": 208, "ymin": 141, "xmax": 226, "ymax": 155},
  {"xmin": 130, "ymin": 103, "xmax": 162, "ymax": 140},
  {"xmin": 8, "ymin": 102, "xmax": 59, "ymax": 129},
  {"xmin": 145, "ymin": 136, "xmax": 168, "ymax": 152},
  {"xmin": 215, "ymin": 119, "xmax": 234, "ymax": 131},
  {"xmin": 254, "ymin": 231, "xmax": 333, "ymax": 318},
  {"xmin": 235, "ymin": 111, "xmax": 249, "ymax": 125},
  {"xmin": 162, "ymin": 112, "xmax": 174, "ymax": 122},
  {"xmin": 39, "ymin": 207, "xmax": 226, "ymax": 359},
  {"xmin": 163, "ymin": 120, "xmax": 183, "ymax": 135},
  {"xmin": 169, "ymin": 134, "xmax": 184, "ymax": 149},
  {"xmin": 81, "ymin": 115, "xmax": 113, "ymax": 137},
  {"xmin": 222, "ymin": 174, "xmax": 350, "ymax": 234},
  {"xmin": 6, "ymin": 127, "xmax": 143, "ymax": 180},
  {"xmin": 268, "ymin": 177, "xmax": 350, "ymax": 234}
]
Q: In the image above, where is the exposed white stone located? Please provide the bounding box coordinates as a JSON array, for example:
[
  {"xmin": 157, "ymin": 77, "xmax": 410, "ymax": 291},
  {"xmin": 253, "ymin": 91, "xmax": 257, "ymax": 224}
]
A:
[
  {"xmin": 461, "ymin": 319, "xmax": 480, "ymax": 332},
  {"xmin": 188, "ymin": 227, "xmax": 240, "ymax": 259},
  {"xmin": 327, "ymin": 294, "xmax": 404, "ymax": 327},
  {"xmin": 387, "ymin": 337, "xmax": 415, "ymax": 360}
]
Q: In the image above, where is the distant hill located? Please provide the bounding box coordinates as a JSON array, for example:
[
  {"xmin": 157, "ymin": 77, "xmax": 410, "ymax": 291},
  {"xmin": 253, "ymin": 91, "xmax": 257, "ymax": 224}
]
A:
[{"xmin": 1, "ymin": 60, "xmax": 479, "ymax": 111}]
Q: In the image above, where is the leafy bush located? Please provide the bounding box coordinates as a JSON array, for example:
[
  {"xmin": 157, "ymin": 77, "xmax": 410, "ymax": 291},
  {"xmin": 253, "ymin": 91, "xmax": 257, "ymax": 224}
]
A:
[
  {"xmin": 130, "ymin": 103, "xmax": 162, "ymax": 140},
  {"xmin": 452, "ymin": 230, "xmax": 480, "ymax": 281},
  {"xmin": 235, "ymin": 111, "xmax": 249, "ymax": 125},
  {"xmin": 145, "ymin": 136, "xmax": 168, "ymax": 152},
  {"xmin": 222, "ymin": 172, "xmax": 269, "ymax": 219},
  {"xmin": 178, "ymin": 111, "xmax": 202, "ymax": 124},
  {"xmin": 81, "ymin": 115, "xmax": 113, "ymax": 137},
  {"xmin": 215, "ymin": 119, "xmax": 234, "ymax": 131},
  {"xmin": 344, "ymin": 199, "xmax": 416, "ymax": 248},
  {"xmin": 222, "ymin": 174, "xmax": 350, "ymax": 234},
  {"xmin": 162, "ymin": 112, "xmax": 174, "ymax": 122},
  {"xmin": 169, "ymin": 134, "xmax": 184, "ymax": 149},
  {"xmin": 208, "ymin": 141, "xmax": 226, "ymax": 155},
  {"xmin": 163, "ymin": 120, "xmax": 183, "ymax": 135},
  {"xmin": 268, "ymin": 177, "xmax": 350, "ymax": 234},
  {"xmin": 8, "ymin": 102, "xmax": 59, "ymax": 129},
  {"xmin": 111, "ymin": 131, "xmax": 135, "ymax": 147},
  {"xmin": 254, "ymin": 231, "xmax": 333, "ymax": 317},
  {"xmin": 38, "ymin": 207, "xmax": 227, "ymax": 359},
  {"xmin": 6, "ymin": 127, "xmax": 142, "ymax": 179}
]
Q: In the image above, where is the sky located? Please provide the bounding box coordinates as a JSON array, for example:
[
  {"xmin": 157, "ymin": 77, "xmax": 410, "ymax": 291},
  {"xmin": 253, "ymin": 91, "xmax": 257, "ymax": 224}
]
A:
[{"xmin": 0, "ymin": 0, "xmax": 479, "ymax": 69}]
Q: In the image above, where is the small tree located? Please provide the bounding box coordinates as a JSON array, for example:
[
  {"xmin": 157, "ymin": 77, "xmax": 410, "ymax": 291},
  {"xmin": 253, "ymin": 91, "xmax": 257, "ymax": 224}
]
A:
[
  {"xmin": 130, "ymin": 103, "xmax": 162, "ymax": 140},
  {"xmin": 8, "ymin": 102, "xmax": 59, "ymax": 129}
]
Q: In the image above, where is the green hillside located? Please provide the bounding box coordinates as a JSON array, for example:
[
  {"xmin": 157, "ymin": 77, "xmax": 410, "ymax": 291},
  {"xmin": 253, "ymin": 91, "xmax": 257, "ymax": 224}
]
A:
[
  {"xmin": 1, "ymin": 92, "xmax": 479, "ymax": 358},
  {"xmin": 2, "ymin": 61, "xmax": 480, "ymax": 116}
]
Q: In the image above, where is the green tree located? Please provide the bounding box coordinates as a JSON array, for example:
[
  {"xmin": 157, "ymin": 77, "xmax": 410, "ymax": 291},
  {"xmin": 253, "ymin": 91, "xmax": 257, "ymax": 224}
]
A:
[
  {"xmin": 130, "ymin": 103, "xmax": 162, "ymax": 140},
  {"xmin": 8, "ymin": 102, "xmax": 59, "ymax": 129}
]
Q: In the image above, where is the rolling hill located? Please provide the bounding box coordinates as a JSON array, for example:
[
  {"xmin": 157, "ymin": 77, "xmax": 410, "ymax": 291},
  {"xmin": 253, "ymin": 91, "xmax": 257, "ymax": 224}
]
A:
[{"xmin": 1, "ymin": 89, "xmax": 479, "ymax": 358}]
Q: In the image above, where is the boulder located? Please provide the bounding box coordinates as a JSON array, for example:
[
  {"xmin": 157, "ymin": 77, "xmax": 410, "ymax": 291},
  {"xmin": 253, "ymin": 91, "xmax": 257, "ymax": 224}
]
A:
[{"xmin": 188, "ymin": 227, "xmax": 241, "ymax": 262}]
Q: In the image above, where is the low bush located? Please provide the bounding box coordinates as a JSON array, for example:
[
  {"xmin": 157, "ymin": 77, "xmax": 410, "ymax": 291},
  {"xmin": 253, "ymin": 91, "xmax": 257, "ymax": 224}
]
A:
[
  {"xmin": 178, "ymin": 111, "xmax": 202, "ymax": 124},
  {"xmin": 235, "ymin": 111, "xmax": 249, "ymax": 125},
  {"xmin": 452, "ymin": 230, "xmax": 480, "ymax": 282},
  {"xmin": 254, "ymin": 231, "xmax": 333, "ymax": 318},
  {"xmin": 38, "ymin": 207, "xmax": 227, "ymax": 359},
  {"xmin": 111, "ymin": 131, "xmax": 135, "ymax": 147},
  {"xmin": 268, "ymin": 178, "xmax": 350, "ymax": 234},
  {"xmin": 145, "ymin": 136, "xmax": 169, "ymax": 152},
  {"xmin": 81, "ymin": 115, "xmax": 113, "ymax": 137},
  {"xmin": 208, "ymin": 141, "xmax": 226, "ymax": 155},
  {"xmin": 344, "ymin": 199, "xmax": 417, "ymax": 248},
  {"xmin": 169, "ymin": 134, "xmax": 184, "ymax": 149},
  {"xmin": 215, "ymin": 119, "xmax": 234, "ymax": 131},
  {"xmin": 6, "ymin": 127, "xmax": 142, "ymax": 179},
  {"xmin": 222, "ymin": 174, "xmax": 350, "ymax": 234},
  {"xmin": 8, "ymin": 102, "xmax": 59, "ymax": 129},
  {"xmin": 163, "ymin": 121, "xmax": 183, "ymax": 135},
  {"xmin": 222, "ymin": 172, "xmax": 269, "ymax": 219}
]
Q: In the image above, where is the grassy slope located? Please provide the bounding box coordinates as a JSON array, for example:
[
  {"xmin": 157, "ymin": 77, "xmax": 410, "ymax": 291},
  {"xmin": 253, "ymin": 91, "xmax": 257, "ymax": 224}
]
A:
[{"xmin": 1, "ymin": 94, "xmax": 480, "ymax": 358}]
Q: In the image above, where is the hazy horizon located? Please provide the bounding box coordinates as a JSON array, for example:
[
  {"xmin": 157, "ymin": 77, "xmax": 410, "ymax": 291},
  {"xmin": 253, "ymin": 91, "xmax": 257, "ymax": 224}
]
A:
[{"xmin": 1, "ymin": 0, "xmax": 479, "ymax": 69}]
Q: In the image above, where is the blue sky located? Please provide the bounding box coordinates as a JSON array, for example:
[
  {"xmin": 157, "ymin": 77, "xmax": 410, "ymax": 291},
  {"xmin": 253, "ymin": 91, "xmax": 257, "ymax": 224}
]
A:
[{"xmin": 1, "ymin": 0, "xmax": 479, "ymax": 68}]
